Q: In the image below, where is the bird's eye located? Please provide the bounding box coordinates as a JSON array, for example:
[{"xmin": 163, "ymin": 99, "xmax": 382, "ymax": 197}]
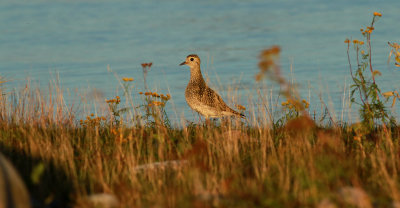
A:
[{"xmin": 190, "ymin": 58, "xmax": 194, "ymax": 61}]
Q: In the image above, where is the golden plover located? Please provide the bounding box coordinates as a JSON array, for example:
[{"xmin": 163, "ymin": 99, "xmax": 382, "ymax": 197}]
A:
[{"xmin": 179, "ymin": 54, "xmax": 244, "ymax": 119}]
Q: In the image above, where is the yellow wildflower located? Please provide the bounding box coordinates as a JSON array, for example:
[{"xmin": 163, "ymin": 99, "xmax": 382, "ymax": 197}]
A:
[
  {"xmin": 161, "ymin": 94, "xmax": 170, "ymax": 101},
  {"xmin": 106, "ymin": 96, "xmax": 121, "ymax": 104},
  {"xmin": 150, "ymin": 101, "xmax": 165, "ymax": 107},
  {"xmin": 373, "ymin": 12, "xmax": 382, "ymax": 17},
  {"xmin": 122, "ymin": 77, "xmax": 134, "ymax": 82},
  {"xmin": 359, "ymin": 41, "xmax": 364, "ymax": 45},
  {"xmin": 302, "ymin": 99, "xmax": 310, "ymax": 108},
  {"xmin": 353, "ymin": 40, "xmax": 358, "ymax": 44},
  {"xmin": 106, "ymin": 99, "xmax": 116, "ymax": 103},
  {"xmin": 344, "ymin": 39, "xmax": 350, "ymax": 44}
]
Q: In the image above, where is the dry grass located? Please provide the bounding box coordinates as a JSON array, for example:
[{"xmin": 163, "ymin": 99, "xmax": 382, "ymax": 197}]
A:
[{"xmin": 0, "ymin": 76, "xmax": 399, "ymax": 208}]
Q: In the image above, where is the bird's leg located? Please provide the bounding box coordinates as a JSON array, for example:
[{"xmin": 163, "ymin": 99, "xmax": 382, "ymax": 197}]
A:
[
  {"xmin": 197, "ymin": 112, "xmax": 202, "ymax": 124},
  {"xmin": 219, "ymin": 117, "xmax": 225, "ymax": 126},
  {"xmin": 212, "ymin": 118, "xmax": 218, "ymax": 127},
  {"xmin": 205, "ymin": 117, "xmax": 211, "ymax": 127},
  {"xmin": 221, "ymin": 117, "xmax": 230, "ymax": 130},
  {"xmin": 235, "ymin": 116, "xmax": 242, "ymax": 128}
]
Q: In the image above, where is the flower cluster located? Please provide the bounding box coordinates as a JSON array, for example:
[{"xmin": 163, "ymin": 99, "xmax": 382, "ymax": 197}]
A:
[
  {"xmin": 281, "ymin": 99, "xmax": 309, "ymax": 110},
  {"xmin": 139, "ymin": 91, "xmax": 171, "ymax": 101},
  {"xmin": 148, "ymin": 101, "xmax": 165, "ymax": 107},
  {"xmin": 80, "ymin": 113, "xmax": 106, "ymax": 126},
  {"xmin": 302, "ymin": 99, "xmax": 310, "ymax": 108},
  {"xmin": 122, "ymin": 77, "xmax": 134, "ymax": 82},
  {"xmin": 236, "ymin": 104, "xmax": 246, "ymax": 111},
  {"xmin": 352, "ymin": 40, "xmax": 364, "ymax": 45},
  {"xmin": 141, "ymin": 62, "xmax": 153, "ymax": 68},
  {"xmin": 360, "ymin": 27, "xmax": 374, "ymax": 35},
  {"xmin": 110, "ymin": 127, "xmax": 131, "ymax": 143},
  {"xmin": 106, "ymin": 96, "xmax": 121, "ymax": 104},
  {"xmin": 373, "ymin": 12, "xmax": 382, "ymax": 17},
  {"xmin": 352, "ymin": 12, "xmax": 381, "ymax": 36},
  {"xmin": 256, "ymin": 45, "xmax": 281, "ymax": 81},
  {"xmin": 345, "ymin": 39, "xmax": 365, "ymax": 45}
]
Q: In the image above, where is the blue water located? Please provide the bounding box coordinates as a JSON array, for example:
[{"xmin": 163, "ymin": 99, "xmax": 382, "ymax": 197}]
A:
[{"xmin": 1, "ymin": 0, "xmax": 400, "ymax": 122}]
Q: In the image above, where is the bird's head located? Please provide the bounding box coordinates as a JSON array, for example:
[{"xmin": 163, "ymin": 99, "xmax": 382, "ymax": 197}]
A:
[{"xmin": 179, "ymin": 54, "xmax": 200, "ymax": 68}]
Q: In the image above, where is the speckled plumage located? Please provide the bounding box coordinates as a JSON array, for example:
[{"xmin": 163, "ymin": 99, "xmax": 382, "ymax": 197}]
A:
[{"xmin": 180, "ymin": 54, "xmax": 244, "ymax": 119}]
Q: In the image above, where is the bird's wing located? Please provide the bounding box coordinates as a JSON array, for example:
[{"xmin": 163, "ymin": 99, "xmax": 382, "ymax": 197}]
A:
[{"xmin": 201, "ymin": 87, "xmax": 244, "ymax": 117}]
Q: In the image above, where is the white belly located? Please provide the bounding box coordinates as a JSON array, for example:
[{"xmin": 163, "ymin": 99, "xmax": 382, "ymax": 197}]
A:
[{"xmin": 186, "ymin": 98, "xmax": 221, "ymax": 118}]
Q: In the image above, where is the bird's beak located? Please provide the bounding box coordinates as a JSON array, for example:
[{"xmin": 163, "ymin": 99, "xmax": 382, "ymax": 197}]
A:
[{"xmin": 179, "ymin": 61, "xmax": 187, "ymax": 66}]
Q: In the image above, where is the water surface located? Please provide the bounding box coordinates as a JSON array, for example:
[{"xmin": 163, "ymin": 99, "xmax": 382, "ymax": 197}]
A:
[{"xmin": 1, "ymin": 0, "xmax": 400, "ymax": 122}]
